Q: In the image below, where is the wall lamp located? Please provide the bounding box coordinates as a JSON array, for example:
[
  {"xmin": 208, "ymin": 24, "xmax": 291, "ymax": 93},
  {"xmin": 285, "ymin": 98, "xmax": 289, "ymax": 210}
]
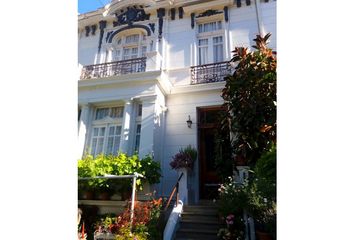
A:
[{"xmin": 186, "ymin": 115, "xmax": 193, "ymax": 128}]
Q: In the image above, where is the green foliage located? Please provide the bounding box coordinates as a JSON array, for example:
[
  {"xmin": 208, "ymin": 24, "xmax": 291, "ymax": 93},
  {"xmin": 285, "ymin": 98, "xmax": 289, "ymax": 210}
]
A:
[
  {"xmin": 78, "ymin": 153, "xmax": 161, "ymax": 193},
  {"xmin": 140, "ymin": 155, "xmax": 162, "ymax": 185},
  {"xmin": 218, "ymin": 177, "xmax": 247, "ymax": 239},
  {"xmin": 222, "ymin": 33, "xmax": 276, "ymax": 166},
  {"xmin": 115, "ymin": 225, "xmax": 148, "ymax": 240}
]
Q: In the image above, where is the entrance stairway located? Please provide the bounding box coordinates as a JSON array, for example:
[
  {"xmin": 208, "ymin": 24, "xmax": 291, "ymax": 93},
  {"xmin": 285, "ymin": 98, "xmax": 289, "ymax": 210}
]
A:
[{"xmin": 174, "ymin": 200, "xmax": 222, "ymax": 240}]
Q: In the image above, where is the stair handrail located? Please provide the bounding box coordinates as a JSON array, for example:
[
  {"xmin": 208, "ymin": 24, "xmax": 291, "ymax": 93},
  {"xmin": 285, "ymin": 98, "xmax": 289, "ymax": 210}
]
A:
[{"xmin": 164, "ymin": 172, "xmax": 184, "ymax": 211}]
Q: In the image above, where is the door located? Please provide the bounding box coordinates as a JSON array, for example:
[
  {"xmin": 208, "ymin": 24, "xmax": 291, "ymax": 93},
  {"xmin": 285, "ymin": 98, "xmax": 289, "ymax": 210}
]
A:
[{"xmin": 198, "ymin": 106, "xmax": 223, "ymax": 199}]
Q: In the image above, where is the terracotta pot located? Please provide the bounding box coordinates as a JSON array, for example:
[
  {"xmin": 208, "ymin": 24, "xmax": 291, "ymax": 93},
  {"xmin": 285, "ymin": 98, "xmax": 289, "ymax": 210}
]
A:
[
  {"xmin": 256, "ymin": 231, "xmax": 273, "ymax": 240},
  {"xmin": 97, "ymin": 192, "xmax": 110, "ymax": 200},
  {"xmin": 81, "ymin": 191, "xmax": 94, "ymax": 200}
]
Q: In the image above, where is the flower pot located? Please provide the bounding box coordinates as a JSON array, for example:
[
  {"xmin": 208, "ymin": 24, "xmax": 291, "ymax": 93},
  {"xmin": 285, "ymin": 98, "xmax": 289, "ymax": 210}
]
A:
[
  {"xmin": 256, "ymin": 231, "xmax": 273, "ymax": 240},
  {"xmin": 97, "ymin": 192, "xmax": 110, "ymax": 200},
  {"xmin": 81, "ymin": 191, "xmax": 94, "ymax": 200}
]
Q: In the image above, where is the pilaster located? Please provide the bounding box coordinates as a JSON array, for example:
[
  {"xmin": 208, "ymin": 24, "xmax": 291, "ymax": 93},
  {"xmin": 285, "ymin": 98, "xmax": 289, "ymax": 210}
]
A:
[
  {"xmin": 78, "ymin": 103, "xmax": 91, "ymax": 159},
  {"xmin": 119, "ymin": 100, "xmax": 133, "ymax": 154}
]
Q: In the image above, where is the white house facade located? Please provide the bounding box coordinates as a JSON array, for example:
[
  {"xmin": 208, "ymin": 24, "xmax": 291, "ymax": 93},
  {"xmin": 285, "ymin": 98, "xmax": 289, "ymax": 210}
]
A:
[{"xmin": 78, "ymin": 0, "xmax": 276, "ymax": 203}]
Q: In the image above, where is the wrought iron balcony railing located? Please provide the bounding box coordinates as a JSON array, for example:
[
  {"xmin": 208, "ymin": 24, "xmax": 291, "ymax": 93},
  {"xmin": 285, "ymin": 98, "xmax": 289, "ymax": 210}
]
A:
[
  {"xmin": 80, "ymin": 57, "xmax": 146, "ymax": 80},
  {"xmin": 190, "ymin": 61, "xmax": 232, "ymax": 85}
]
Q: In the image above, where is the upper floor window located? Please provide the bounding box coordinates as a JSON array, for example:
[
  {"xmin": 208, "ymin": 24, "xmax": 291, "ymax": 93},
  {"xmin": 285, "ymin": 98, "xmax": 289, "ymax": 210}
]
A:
[
  {"xmin": 112, "ymin": 32, "xmax": 148, "ymax": 62},
  {"xmin": 95, "ymin": 107, "xmax": 124, "ymax": 120},
  {"xmin": 197, "ymin": 21, "xmax": 224, "ymax": 65},
  {"xmin": 198, "ymin": 21, "xmax": 222, "ymax": 33}
]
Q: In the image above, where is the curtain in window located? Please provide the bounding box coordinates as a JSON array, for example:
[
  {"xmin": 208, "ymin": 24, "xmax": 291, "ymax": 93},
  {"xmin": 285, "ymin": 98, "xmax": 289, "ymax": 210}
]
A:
[
  {"xmin": 198, "ymin": 39, "xmax": 208, "ymax": 65},
  {"xmin": 106, "ymin": 126, "xmax": 121, "ymax": 155},
  {"xmin": 91, "ymin": 127, "xmax": 106, "ymax": 156},
  {"xmin": 213, "ymin": 36, "xmax": 223, "ymax": 63}
]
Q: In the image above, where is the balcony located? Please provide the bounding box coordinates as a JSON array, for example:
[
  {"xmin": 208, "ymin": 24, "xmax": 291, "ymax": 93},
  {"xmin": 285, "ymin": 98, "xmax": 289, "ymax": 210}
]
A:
[
  {"xmin": 80, "ymin": 57, "xmax": 147, "ymax": 80},
  {"xmin": 190, "ymin": 61, "xmax": 231, "ymax": 85}
]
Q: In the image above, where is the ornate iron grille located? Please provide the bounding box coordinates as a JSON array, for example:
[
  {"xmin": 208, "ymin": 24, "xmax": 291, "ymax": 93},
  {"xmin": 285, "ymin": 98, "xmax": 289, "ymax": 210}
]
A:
[
  {"xmin": 190, "ymin": 61, "xmax": 231, "ymax": 85},
  {"xmin": 80, "ymin": 57, "xmax": 146, "ymax": 80}
]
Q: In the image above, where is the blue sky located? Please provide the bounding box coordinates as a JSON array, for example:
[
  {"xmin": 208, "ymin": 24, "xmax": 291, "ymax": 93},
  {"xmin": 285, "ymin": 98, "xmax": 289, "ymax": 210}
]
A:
[{"xmin": 78, "ymin": 0, "xmax": 110, "ymax": 14}]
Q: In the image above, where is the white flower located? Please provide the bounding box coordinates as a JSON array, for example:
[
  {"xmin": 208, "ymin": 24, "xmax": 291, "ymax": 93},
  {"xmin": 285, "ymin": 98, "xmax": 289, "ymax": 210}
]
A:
[{"xmin": 264, "ymin": 198, "xmax": 268, "ymax": 203}]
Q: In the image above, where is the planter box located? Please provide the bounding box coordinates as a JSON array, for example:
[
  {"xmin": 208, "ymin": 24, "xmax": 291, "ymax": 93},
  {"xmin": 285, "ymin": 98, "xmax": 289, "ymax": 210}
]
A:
[{"xmin": 94, "ymin": 233, "xmax": 115, "ymax": 240}]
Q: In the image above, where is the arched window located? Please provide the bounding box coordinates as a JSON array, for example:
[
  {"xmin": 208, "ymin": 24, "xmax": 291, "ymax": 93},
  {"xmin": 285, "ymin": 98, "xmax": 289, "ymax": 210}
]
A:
[{"xmin": 110, "ymin": 29, "xmax": 148, "ymax": 62}]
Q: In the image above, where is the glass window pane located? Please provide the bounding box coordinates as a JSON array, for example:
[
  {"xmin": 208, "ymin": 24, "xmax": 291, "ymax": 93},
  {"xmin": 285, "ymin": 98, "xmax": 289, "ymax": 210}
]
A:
[
  {"xmin": 116, "ymin": 126, "xmax": 122, "ymax": 135},
  {"xmin": 97, "ymin": 138, "xmax": 104, "ymax": 154},
  {"xmin": 99, "ymin": 127, "xmax": 105, "ymax": 136},
  {"xmin": 110, "ymin": 107, "xmax": 123, "ymax": 118},
  {"xmin": 113, "ymin": 136, "xmax": 120, "ymax": 154},
  {"xmin": 96, "ymin": 108, "xmax": 109, "ymax": 120},
  {"xmin": 109, "ymin": 126, "xmax": 115, "ymax": 135},
  {"xmin": 91, "ymin": 138, "xmax": 97, "ymax": 155},
  {"xmin": 93, "ymin": 128, "xmax": 99, "ymax": 136},
  {"xmin": 107, "ymin": 137, "xmax": 114, "ymax": 154}
]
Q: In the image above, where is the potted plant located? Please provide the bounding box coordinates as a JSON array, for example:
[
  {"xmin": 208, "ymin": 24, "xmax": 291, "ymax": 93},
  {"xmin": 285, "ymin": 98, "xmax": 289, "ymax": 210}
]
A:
[
  {"xmin": 248, "ymin": 146, "xmax": 276, "ymax": 240},
  {"xmin": 78, "ymin": 155, "xmax": 96, "ymax": 200},
  {"xmin": 169, "ymin": 145, "xmax": 197, "ymax": 171}
]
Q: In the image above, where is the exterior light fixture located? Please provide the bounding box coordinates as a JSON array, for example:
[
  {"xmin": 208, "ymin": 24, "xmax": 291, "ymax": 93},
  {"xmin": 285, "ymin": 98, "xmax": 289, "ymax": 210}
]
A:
[{"xmin": 186, "ymin": 115, "xmax": 192, "ymax": 128}]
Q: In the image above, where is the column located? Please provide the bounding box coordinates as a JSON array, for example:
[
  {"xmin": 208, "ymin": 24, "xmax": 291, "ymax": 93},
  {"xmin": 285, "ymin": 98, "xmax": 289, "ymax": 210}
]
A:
[
  {"xmin": 119, "ymin": 100, "xmax": 133, "ymax": 154},
  {"xmin": 138, "ymin": 96, "xmax": 156, "ymax": 158},
  {"xmin": 78, "ymin": 103, "xmax": 91, "ymax": 159}
]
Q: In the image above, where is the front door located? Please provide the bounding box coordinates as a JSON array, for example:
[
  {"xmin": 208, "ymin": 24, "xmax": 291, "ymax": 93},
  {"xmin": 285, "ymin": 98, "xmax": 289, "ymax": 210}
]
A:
[{"xmin": 198, "ymin": 106, "xmax": 223, "ymax": 199}]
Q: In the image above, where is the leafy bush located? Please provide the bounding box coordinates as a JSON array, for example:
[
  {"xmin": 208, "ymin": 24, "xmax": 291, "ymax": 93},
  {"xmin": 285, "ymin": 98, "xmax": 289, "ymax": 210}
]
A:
[
  {"xmin": 221, "ymin": 33, "xmax": 276, "ymax": 166},
  {"xmin": 170, "ymin": 145, "xmax": 197, "ymax": 170},
  {"xmin": 218, "ymin": 177, "xmax": 247, "ymax": 239},
  {"xmin": 93, "ymin": 196, "xmax": 163, "ymax": 240},
  {"xmin": 78, "ymin": 153, "xmax": 162, "ymax": 195}
]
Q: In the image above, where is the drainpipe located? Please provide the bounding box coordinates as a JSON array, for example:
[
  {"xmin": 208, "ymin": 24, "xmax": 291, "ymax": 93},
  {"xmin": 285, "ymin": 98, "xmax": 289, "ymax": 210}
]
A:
[{"xmin": 254, "ymin": 0, "xmax": 265, "ymax": 36}]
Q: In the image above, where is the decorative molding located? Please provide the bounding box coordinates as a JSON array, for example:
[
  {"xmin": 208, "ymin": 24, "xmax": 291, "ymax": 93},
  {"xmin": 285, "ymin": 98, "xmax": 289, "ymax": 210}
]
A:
[
  {"xmin": 224, "ymin": 6, "xmax": 229, "ymax": 22},
  {"xmin": 114, "ymin": 6, "xmax": 150, "ymax": 26},
  {"xmin": 85, "ymin": 26, "xmax": 90, "ymax": 37},
  {"xmin": 171, "ymin": 8, "xmax": 176, "ymax": 20},
  {"xmin": 148, "ymin": 23, "xmax": 155, "ymax": 33},
  {"xmin": 157, "ymin": 8, "xmax": 165, "ymax": 38},
  {"xmin": 108, "ymin": 25, "xmax": 151, "ymax": 43},
  {"xmin": 98, "ymin": 20, "xmax": 107, "ymax": 52},
  {"xmin": 91, "ymin": 25, "xmax": 97, "ymax": 35},
  {"xmin": 191, "ymin": 13, "xmax": 195, "ymax": 29},
  {"xmin": 246, "ymin": 0, "xmax": 251, "ymax": 6},
  {"xmin": 106, "ymin": 31, "xmax": 113, "ymax": 43},
  {"xmin": 178, "ymin": 7, "xmax": 184, "ymax": 19},
  {"xmin": 196, "ymin": 9, "xmax": 222, "ymax": 18},
  {"xmin": 236, "ymin": 0, "xmax": 241, "ymax": 7}
]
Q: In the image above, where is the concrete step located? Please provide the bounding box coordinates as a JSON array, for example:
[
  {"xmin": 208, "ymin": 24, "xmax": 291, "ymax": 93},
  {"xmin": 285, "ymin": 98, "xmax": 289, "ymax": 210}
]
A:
[
  {"xmin": 181, "ymin": 209, "xmax": 218, "ymax": 216},
  {"xmin": 175, "ymin": 228, "xmax": 218, "ymax": 239},
  {"xmin": 179, "ymin": 222, "xmax": 221, "ymax": 232},
  {"xmin": 184, "ymin": 205, "xmax": 218, "ymax": 211},
  {"xmin": 181, "ymin": 214, "xmax": 219, "ymax": 222},
  {"xmin": 180, "ymin": 218, "xmax": 221, "ymax": 225}
]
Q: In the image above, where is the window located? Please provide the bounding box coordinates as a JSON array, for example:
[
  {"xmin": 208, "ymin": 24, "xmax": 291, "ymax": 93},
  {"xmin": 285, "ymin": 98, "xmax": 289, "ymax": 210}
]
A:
[
  {"xmin": 134, "ymin": 103, "xmax": 142, "ymax": 153},
  {"xmin": 110, "ymin": 107, "xmax": 124, "ymax": 118},
  {"xmin": 95, "ymin": 108, "xmax": 109, "ymax": 120},
  {"xmin": 134, "ymin": 124, "xmax": 141, "ymax": 153},
  {"xmin": 197, "ymin": 21, "xmax": 224, "ymax": 65},
  {"xmin": 111, "ymin": 32, "xmax": 147, "ymax": 62},
  {"xmin": 95, "ymin": 107, "xmax": 123, "ymax": 120},
  {"xmin": 198, "ymin": 21, "xmax": 222, "ymax": 33},
  {"xmin": 106, "ymin": 125, "xmax": 122, "ymax": 155},
  {"xmin": 198, "ymin": 39, "xmax": 208, "ymax": 65},
  {"xmin": 91, "ymin": 127, "xmax": 106, "ymax": 156},
  {"xmin": 90, "ymin": 106, "xmax": 124, "ymax": 156}
]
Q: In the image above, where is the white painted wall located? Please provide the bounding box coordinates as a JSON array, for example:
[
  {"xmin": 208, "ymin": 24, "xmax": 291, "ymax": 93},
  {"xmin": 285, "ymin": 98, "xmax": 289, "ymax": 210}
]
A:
[
  {"xmin": 261, "ymin": 1, "xmax": 277, "ymax": 50},
  {"xmin": 161, "ymin": 90, "xmax": 224, "ymax": 201}
]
